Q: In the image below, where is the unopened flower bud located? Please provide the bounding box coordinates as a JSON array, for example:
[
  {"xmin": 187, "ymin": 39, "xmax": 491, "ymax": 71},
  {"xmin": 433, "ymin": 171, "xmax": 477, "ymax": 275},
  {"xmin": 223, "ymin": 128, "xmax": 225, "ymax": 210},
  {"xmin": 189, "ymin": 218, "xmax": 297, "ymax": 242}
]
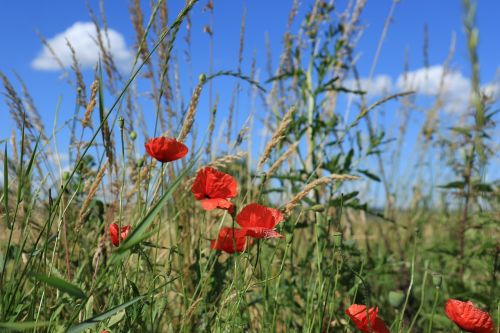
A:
[
  {"xmin": 388, "ymin": 290, "xmax": 405, "ymax": 308},
  {"xmin": 129, "ymin": 131, "xmax": 137, "ymax": 141},
  {"xmin": 332, "ymin": 232, "xmax": 342, "ymax": 247},
  {"xmin": 118, "ymin": 116, "xmax": 124, "ymax": 130},
  {"xmin": 198, "ymin": 73, "xmax": 206, "ymax": 84},
  {"xmin": 432, "ymin": 273, "xmax": 442, "ymax": 288},
  {"xmin": 309, "ymin": 204, "xmax": 325, "ymax": 212},
  {"xmin": 285, "ymin": 234, "xmax": 293, "ymax": 244}
]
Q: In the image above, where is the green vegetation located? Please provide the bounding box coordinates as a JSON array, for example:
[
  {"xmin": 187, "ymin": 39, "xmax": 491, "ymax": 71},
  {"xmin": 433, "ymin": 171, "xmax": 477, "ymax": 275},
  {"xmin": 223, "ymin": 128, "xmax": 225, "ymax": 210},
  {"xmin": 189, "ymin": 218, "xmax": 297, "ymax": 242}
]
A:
[{"xmin": 0, "ymin": 0, "xmax": 498, "ymax": 332}]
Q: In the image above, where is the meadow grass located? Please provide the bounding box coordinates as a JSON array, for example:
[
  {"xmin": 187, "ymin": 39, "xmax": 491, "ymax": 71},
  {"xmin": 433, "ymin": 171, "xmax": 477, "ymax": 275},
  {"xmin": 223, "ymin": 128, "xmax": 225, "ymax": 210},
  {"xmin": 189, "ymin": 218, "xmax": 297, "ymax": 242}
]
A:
[{"xmin": 0, "ymin": 0, "xmax": 498, "ymax": 332}]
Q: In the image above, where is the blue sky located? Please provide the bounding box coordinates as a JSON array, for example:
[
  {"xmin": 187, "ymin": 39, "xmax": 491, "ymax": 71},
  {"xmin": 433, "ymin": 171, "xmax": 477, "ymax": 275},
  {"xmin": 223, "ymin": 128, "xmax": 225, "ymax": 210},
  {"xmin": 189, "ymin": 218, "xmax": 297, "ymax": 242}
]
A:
[
  {"xmin": 1, "ymin": 0, "xmax": 499, "ymax": 204},
  {"xmin": 1, "ymin": 1, "xmax": 499, "ymax": 121}
]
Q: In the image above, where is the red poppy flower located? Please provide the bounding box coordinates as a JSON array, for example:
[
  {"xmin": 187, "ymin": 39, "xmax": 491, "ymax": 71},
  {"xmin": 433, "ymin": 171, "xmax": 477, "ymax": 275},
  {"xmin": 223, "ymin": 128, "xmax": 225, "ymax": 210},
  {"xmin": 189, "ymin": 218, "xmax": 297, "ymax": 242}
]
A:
[
  {"xmin": 345, "ymin": 304, "xmax": 390, "ymax": 333},
  {"xmin": 191, "ymin": 167, "xmax": 237, "ymax": 213},
  {"xmin": 210, "ymin": 227, "xmax": 250, "ymax": 253},
  {"xmin": 109, "ymin": 223, "xmax": 131, "ymax": 246},
  {"xmin": 145, "ymin": 137, "xmax": 188, "ymax": 163},
  {"xmin": 445, "ymin": 299, "xmax": 493, "ymax": 333},
  {"xmin": 236, "ymin": 203, "xmax": 284, "ymax": 239}
]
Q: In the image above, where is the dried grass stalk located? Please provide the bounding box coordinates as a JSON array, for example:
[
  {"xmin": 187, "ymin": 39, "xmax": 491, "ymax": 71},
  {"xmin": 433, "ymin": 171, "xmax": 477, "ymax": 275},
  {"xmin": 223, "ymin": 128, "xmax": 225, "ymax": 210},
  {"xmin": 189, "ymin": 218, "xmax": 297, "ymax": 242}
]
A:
[
  {"xmin": 177, "ymin": 74, "xmax": 206, "ymax": 142},
  {"xmin": 281, "ymin": 173, "xmax": 359, "ymax": 216},
  {"xmin": 76, "ymin": 161, "xmax": 108, "ymax": 230},
  {"xmin": 265, "ymin": 142, "xmax": 299, "ymax": 178},
  {"xmin": 257, "ymin": 105, "xmax": 296, "ymax": 170},
  {"xmin": 10, "ymin": 130, "xmax": 18, "ymax": 163},
  {"xmin": 67, "ymin": 40, "xmax": 87, "ymax": 107},
  {"xmin": 35, "ymin": 31, "xmax": 70, "ymax": 81},
  {"xmin": 1, "ymin": 72, "xmax": 31, "ymax": 134},
  {"xmin": 206, "ymin": 152, "xmax": 247, "ymax": 170},
  {"xmin": 88, "ymin": 4, "xmax": 120, "ymax": 91},
  {"xmin": 182, "ymin": 297, "xmax": 203, "ymax": 326},
  {"xmin": 82, "ymin": 79, "xmax": 99, "ymax": 129},
  {"xmin": 205, "ymin": 95, "xmax": 218, "ymax": 156}
]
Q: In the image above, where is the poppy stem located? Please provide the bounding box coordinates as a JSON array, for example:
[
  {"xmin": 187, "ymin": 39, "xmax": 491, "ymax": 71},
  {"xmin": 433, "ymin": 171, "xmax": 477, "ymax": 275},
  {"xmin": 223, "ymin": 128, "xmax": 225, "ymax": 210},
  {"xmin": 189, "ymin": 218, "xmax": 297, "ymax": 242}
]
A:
[
  {"xmin": 254, "ymin": 240, "xmax": 261, "ymax": 276},
  {"xmin": 398, "ymin": 229, "xmax": 418, "ymax": 332},
  {"xmin": 426, "ymin": 286, "xmax": 440, "ymax": 333}
]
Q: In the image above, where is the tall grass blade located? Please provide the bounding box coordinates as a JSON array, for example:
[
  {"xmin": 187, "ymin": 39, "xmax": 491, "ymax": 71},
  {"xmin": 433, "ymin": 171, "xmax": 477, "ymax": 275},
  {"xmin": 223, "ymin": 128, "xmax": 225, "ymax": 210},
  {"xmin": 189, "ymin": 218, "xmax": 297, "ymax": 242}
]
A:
[
  {"xmin": 3, "ymin": 144, "xmax": 9, "ymax": 229},
  {"xmin": 31, "ymin": 273, "xmax": 86, "ymax": 299},
  {"xmin": 0, "ymin": 321, "xmax": 50, "ymax": 331},
  {"xmin": 65, "ymin": 296, "xmax": 143, "ymax": 333},
  {"xmin": 117, "ymin": 158, "xmax": 197, "ymax": 253}
]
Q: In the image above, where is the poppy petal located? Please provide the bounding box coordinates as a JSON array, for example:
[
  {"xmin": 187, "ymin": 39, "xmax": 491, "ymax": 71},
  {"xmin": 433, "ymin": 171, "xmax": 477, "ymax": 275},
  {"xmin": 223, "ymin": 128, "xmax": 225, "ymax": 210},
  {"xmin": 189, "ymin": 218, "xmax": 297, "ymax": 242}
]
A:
[
  {"xmin": 243, "ymin": 227, "xmax": 284, "ymax": 239},
  {"xmin": 145, "ymin": 137, "xmax": 188, "ymax": 163},
  {"xmin": 236, "ymin": 203, "xmax": 283, "ymax": 229},
  {"xmin": 109, "ymin": 223, "xmax": 131, "ymax": 247},
  {"xmin": 210, "ymin": 227, "xmax": 249, "ymax": 253},
  {"xmin": 192, "ymin": 167, "xmax": 238, "ymax": 212},
  {"xmin": 445, "ymin": 299, "xmax": 494, "ymax": 333},
  {"xmin": 200, "ymin": 198, "xmax": 233, "ymax": 211},
  {"xmin": 345, "ymin": 304, "xmax": 388, "ymax": 333}
]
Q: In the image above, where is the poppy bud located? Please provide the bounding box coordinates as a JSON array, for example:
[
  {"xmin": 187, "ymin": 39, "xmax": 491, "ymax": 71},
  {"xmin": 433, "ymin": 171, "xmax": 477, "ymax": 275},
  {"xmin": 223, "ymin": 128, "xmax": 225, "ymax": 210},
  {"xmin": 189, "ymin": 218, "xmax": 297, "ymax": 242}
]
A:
[
  {"xmin": 432, "ymin": 273, "xmax": 442, "ymax": 288},
  {"xmin": 285, "ymin": 234, "xmax": 293, "ymax": 244},
  {"xmin": 118, "ymin": 116, "xmax": 124, "ymax": 130},
  {"xmin": 198, "ymin": 73, "xmax": 207, "ymax": 84},
  {"xmin": 63, "ymin": 171, "xmax": 70, "ymax": 181},
  {"xmin": 136, "ymin": 159, "xmax": 144, "ymax": 168},
  {"xmin": 129, "ymin": 131, "xmax": 137, "ymax": 141},
  {"xmin": 309, "ymin": 204, "xmax": 325, "ymax": 212},
  {"xmin": 388, "ymin": 291, "xmax": 405, "ymax": 308},
  {"xmin": 332, "ymin": 232, "xmax": 342, "ymax": 247}
]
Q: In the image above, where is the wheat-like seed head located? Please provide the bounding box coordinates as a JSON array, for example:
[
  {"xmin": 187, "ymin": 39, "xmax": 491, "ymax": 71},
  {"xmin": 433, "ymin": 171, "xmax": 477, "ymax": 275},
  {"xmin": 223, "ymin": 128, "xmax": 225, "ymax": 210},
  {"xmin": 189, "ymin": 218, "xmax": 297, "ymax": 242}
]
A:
[
  {"xmin": 265, "ymin": 142, "xmax": 299, "ymax": 179},
  {"xmin": 82, "ymin": 79, "xmax": 99, "ymax": 129},
  {"xmin": 76, "ymin": 161, "xmax": 108, "ymax": 230},
  {"xmin": 281, "ymin": 173, "xmax": 359, "ymax": 216},
  {"xmin": 178, "ymin": 74, "xmax": 206, "ymax": 142},
  {"xmin": 257, "ymin": 105, "xmax": 296, "ymax": 170}
]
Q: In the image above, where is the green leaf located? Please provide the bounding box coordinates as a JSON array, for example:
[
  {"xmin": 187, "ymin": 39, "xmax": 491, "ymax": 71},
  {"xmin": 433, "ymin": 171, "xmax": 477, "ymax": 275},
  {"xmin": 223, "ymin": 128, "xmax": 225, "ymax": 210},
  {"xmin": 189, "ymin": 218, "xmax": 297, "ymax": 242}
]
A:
[
  {"xmin": 31, "ymin": 273, "xmax": 86, "ymax": 299},
  {"xmin": 117, "ymin": 159, "xmax": 197, "ymax": 253},
  {"xmin": 357, "ymin": 169, "xmax": 381, "ymax": 182},
  {"xmin": 66, "ymin": 296, "xmax": 143, "ymax": 333},
  {"xmin": 343, "ymin": 149, "xmax": 354, "ymax": 171},
  {"xmin": 0, "ymin": 321, "xmax": 50, "ymax": 331},
  {"xmin": 472, "ymin": 183, "xmax": 493, "ymax": 192},
  {"xmin": 449, "ymin": 126, "xmax": 472, "ymax": 138},
  {"xmin": 3, "ymin": 144, "xmax": 10, "ymax": 229},
  {"xmin": 24, "ymin": 134, "xmax": 40, "ymax": 181},
  {"xmin": 329, "ymin": 191, "xmax": 359, "ymax": 206},
  {"xmin": 437, "ymin": 181, "xmax": 465, "ymax": 189}
]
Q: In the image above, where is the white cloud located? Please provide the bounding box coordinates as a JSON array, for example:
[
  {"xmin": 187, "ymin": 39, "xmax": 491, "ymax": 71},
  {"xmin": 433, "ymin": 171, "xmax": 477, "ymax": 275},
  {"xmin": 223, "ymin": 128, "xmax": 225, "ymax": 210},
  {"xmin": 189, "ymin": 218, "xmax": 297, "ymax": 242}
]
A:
[
  {"xmin": 396, "ymin": 65, "xmax": 471, "ymax": 113},
  {"xmin": 32, "ymin": 22, "xmax": 133, "ymax": 72},
  {"xmin": 483, "ymin": 81, "xmax": 500, "ymax": 99},
  {"xmin": 345, "ymin": 66, "xmax": 498, "ymax": 113},
  {"xmin": 344, "ymin": 74, "xmax": 393, "ymax": 98}
]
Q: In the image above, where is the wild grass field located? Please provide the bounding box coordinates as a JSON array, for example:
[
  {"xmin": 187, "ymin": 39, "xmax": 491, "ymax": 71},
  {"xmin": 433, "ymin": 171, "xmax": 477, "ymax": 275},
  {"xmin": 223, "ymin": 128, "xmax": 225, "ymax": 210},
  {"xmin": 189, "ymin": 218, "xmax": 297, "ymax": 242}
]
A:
[{"xmin": 0, "ymin": 0, "xmax": 499, "ymax": 332}]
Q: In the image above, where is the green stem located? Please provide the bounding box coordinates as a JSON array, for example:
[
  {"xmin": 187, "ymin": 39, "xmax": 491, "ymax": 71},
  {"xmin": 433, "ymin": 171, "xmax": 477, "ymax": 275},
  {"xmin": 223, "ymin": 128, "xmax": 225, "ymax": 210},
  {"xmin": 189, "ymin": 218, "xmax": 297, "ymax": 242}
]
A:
[
  {"xmin": 398, "ymin": 230, "xmax": 417, "ymax": 332},
  {"xmin": 427, "ymin": 287, "xmax": 440, "ymax": 333}
]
